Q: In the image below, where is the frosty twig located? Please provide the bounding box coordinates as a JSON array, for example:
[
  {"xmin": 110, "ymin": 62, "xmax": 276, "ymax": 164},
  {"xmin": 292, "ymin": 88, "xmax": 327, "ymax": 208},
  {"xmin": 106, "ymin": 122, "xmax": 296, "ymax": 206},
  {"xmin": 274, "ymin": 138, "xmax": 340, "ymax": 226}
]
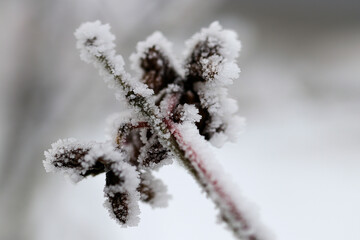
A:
[{"xmin": 43, "ymin": 21, "xmax": 269, "ymax": 240}]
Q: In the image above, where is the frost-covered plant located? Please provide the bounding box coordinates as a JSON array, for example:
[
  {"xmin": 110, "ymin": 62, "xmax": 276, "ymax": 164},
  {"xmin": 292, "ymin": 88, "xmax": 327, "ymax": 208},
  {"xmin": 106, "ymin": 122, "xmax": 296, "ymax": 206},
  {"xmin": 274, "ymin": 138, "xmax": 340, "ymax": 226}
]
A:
[{"xmin": 44, "ymin": 21, "xmax": 268, "ymax": 240}]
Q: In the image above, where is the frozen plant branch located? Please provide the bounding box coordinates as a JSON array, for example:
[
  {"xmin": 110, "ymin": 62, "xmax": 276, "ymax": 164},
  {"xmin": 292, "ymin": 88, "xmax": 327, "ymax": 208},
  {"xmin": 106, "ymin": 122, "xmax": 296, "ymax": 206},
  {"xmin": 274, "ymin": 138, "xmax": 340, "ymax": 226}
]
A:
[{"xmin": 43, "ymin": 21, "xmax": 269, "ymax": 240}]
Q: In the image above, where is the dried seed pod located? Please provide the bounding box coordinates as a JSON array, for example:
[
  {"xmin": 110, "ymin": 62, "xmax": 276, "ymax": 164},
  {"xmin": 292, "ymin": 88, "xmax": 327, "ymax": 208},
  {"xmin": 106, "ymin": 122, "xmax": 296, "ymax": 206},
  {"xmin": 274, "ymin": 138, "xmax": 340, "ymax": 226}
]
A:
[
  {"xmin": 181, "ymin": 32, "xmax": 223, "ymax": 140},
  {"xmin": 180, "ymin": 35, "xmax": 223, "ymax": 140},
  {"xmin": 108, "ymin": 113, "xmax": 171, "ymax": 169},
  {"xmin": 43, "ymin": 138, "xmax": 105, "ymax": 182},
  {"xmin": 185, "ymin": 38, "xmax": 220, "ymax": 83},
  {"xmin": 139, "ymin": 46, "xmax": 179, "ymax": 95},
  {"xmin": 130, "ymin": 32, "xmax": 182, "ymax": 96},
  {"xmin": 104, "ymin": 161, "xmax": 140, "ymax": 227},
  {"xmin": 124, "ymin": 128, "xmax": 145, "ymax": 167},
  {"xmin": 104, "ymin": 170, "xmax": 128, "ymax": 225},
  {"xmin": 182, "ymin": 22, "xmax": 243, "ymax": 146},
  {"xmin": 43, "ymin": 138, "xmax": 132, "ymax": 182},
  {"xmin": 106, "ymin": 112, "xmax": 148, "ymax": 167},
  {"xmin": 137, "ymin": 171, "xmax": 171, "ymax": 208},
  {"xmin": 137, "ymin": 129, "xmax": 171, "ymax": 170}
]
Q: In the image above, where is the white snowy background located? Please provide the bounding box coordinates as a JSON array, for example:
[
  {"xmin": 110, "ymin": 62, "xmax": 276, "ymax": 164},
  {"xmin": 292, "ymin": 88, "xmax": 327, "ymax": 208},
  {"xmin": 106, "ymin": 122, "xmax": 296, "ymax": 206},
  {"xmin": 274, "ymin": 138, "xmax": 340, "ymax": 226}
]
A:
[{"xmin": 0, "ymin": 0, "xmax": 359, "ymax": 239}]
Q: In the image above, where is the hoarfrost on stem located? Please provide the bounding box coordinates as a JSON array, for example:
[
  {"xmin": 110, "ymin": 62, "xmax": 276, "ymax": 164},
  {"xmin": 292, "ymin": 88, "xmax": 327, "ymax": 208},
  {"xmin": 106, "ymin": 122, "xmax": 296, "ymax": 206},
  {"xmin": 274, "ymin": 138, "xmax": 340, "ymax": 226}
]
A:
[{"xmin": 43, "ymin": 20, "xmax": 270, "ymax": 240}]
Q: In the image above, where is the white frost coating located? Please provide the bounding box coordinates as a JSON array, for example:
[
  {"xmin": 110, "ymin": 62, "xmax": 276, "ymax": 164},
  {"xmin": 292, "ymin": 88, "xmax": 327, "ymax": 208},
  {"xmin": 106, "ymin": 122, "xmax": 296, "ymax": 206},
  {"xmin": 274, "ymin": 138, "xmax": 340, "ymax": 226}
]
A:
[
  {"xmin": 130, "ymin": 31, "xmax": 184, "ymax": 77},
  {"xmin": 137, "ymin": 134, "xmax": 173, "ymax": 170},
  {"xmin": 141, "ymin": 171, "xmax": 171, "ymax": 208},
  {"xmin": 210, "ymin": 115, "xmax": 246, "ymax": 147},
  {"xmin": 182, "ymin": 104, "xmax": 201, "ymax": 123},
  {"xmin": 75, "ymin": 20, "xmax": 154, "ymax": 101},
  {"xmin": 105, "ymin": 110, "xmax": 144, "ymax": 146},
  {"xmin": 74, "ymin": 20, "xmax": 116, "ymax": 63},
  {"xmin": 44, "ymin": 136, "xmax": 141, "ymax": 227},
  {"xmin": 105, "ymin": 111, "xmax": 173, "ymax": 171},
  {"xmin": 196, "ymin": 81, "xmax": 245, "ymax": 147},
  {"xmin": 43, "ymin": 138, "xmax": 95, "ymax": 183},
  {"xmin": 184, "ymin": 21, "xmax": 241, "ymax": 61},
  {"xmin": 87, "ymin": 141, "xmax": 127, "ymax": 163},
  {"xmin": 184, "ymin": 21, "xmax": 243, "ymax": 147},
  {"xmin": 172, "ymin": 121, "xmax": 270, "ymax": 240},
  {"xmin": 70, "ymin": 21, "xmax": 261, "ymax": 236},
  {"xmin": 103, "ymin": 160, "xmax": 141, "ymax": 227}
]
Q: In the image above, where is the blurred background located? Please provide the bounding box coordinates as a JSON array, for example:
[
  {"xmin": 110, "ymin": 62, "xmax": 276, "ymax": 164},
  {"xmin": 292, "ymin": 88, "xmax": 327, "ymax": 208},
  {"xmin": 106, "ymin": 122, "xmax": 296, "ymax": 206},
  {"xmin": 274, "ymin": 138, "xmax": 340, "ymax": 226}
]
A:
[{"xmin": 1, "ymin": 0, "xmax": 359, "ymax": 239}]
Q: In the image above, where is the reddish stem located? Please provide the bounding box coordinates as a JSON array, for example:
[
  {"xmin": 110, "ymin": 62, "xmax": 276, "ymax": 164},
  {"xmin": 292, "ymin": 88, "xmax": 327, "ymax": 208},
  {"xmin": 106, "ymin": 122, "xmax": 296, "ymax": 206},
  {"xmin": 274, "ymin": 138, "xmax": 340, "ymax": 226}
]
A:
[{"xmin": 163, "ymin": 118, "xmax": 259, "ymax": 240}]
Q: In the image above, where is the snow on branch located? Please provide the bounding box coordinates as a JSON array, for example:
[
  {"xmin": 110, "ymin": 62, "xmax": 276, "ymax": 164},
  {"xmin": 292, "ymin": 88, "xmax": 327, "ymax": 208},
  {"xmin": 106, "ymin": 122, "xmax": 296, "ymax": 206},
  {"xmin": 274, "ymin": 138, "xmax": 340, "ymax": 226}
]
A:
[{"xmin": 43, "ymin": 20, "xmax": 270, "ymax": 239}]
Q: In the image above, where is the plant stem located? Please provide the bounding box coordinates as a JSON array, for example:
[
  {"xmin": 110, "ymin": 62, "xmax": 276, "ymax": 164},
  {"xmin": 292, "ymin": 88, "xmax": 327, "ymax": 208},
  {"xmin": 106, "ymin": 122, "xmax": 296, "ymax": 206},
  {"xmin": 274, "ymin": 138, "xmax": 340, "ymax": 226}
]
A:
[{"xmin": 97, "ymin": 54, "xmax": 261, "ymax": 240}]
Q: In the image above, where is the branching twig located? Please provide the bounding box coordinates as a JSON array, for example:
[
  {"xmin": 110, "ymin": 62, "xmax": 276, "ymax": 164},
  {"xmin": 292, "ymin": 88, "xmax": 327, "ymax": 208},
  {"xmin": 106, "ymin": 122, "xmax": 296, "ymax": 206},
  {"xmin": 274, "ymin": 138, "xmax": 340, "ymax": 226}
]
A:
[{"xmin": 43, "ymin": 21, "xmax": 269, "ymax": 240}]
